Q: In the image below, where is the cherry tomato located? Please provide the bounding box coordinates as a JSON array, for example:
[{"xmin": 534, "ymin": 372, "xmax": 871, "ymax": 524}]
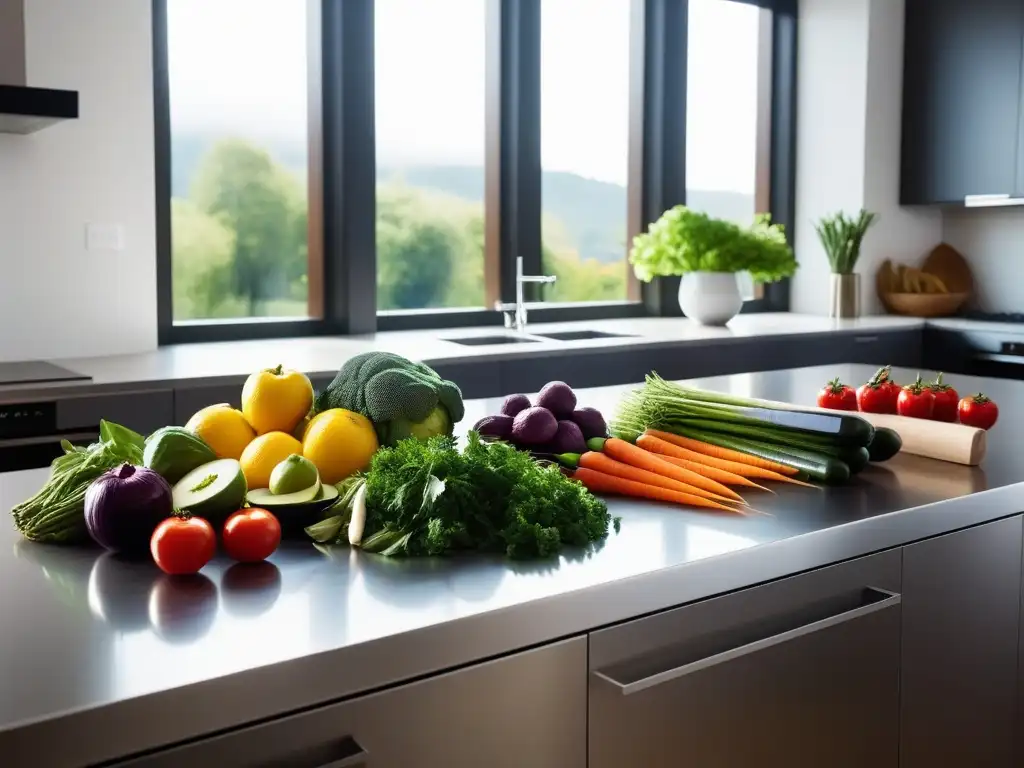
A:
[
  {"xmin": 856, "ymin": 366, "xmax": 901, "ymax": 414},
  {"xmin": 222, "ymin": 508, "xmax": 281, "ymax": 563},
  {"xmin": 150, "ymin": 516, "xmax": 216, "ymax": 575},
  {"xmin": 896, "ymin": 375, "xmax": 935, "ymax": 419},
  {"xmin": 958, "ymin": 393, "xmax": 999, "ymax": 430},
  {"xmin": 928, "ymin": 373, "xmax": 960, "ymax": 423},
  {"xmin": 817, "ymin": 377, "xmax": 858, "ymax": 410}
]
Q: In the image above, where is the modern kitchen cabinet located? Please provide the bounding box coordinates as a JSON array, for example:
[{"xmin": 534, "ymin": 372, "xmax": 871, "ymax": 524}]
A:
[
  {"xmin": 587, "ymin": 550, "xmax": 902, "ymax": 768},
  {"xmin": 901, "ymin": 0, "xmax": 1024, "ymax": 204},
  {"xmin": 113, "ymin": 637, "xmax": 586, "ymax": 768},
  {"xmin": 900, "ymin": 516, "xmax": 1023, "ymax": 768}
]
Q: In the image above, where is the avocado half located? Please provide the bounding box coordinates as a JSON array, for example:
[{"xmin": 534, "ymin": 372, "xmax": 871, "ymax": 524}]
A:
[{"xmin": 247, "ymin": 484, "xmax": 340, "ymax": 538}]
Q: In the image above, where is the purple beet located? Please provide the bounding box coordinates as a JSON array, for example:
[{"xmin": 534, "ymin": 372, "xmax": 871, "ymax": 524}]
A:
[
  {"xmin": 511, "ymin": 406, "xmax": 558, "ymax": 445},
  {"xmin": 549, "ymin": 420, "xmax": 587, "ymax": 455},
  {"xmin": 500, "ymin": 393, "xmax": 532, "ymax": 418},
  {"xmin": 535, "ymin": 381, "xmax": 577, "ymax": 419},
  {"xmin": 473, "ymin": 414, "xmax": 514, "ymax": 440},
  {"xmin": 571, "ymin": 406, "xmax": 608, "ymax": 440}
]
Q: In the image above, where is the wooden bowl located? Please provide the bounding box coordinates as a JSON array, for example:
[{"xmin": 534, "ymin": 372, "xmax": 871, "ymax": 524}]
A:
[{"xmin": 881, "ymin": 291, "xmax": 969, "ymax": 317}]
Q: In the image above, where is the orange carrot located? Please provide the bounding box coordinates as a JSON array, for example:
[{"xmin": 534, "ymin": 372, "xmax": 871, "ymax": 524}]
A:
[
  {"xmin": 578, "ymin": 451, "xmax": 741, "ymax": 505},
  {"xmin": 636, "ymin": 434, "xmax": 773, "ymax": 492},
  {"xmin": 645, "ymin": 429, "xmax": 799, "ymax": 476},
  {"xmin": 574, "ymin": 467, "xmax": 740, "ymax": 512},
  {"xmin": 600, "ymin": 437, "xmax": 743, "ymax": 502},
  {"xmin": 640, "ymin": 433, "xmax": 814, "ymax": 487}
]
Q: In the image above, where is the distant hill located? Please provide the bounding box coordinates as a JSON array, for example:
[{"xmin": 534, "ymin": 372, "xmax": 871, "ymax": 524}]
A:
[{"xmin": 171, "ymin": 133, "xmax": 755, "ymax": 264}]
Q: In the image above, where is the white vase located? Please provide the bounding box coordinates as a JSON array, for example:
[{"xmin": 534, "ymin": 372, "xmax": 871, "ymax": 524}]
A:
[{"xmin": 677, "ymin": 272, "xmax": 743, "ymax": 325}]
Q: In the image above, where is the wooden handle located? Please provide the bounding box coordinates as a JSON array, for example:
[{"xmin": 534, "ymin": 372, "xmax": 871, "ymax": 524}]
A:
[
  {"xmin": 755, "ymin": 397, "xmax": 987, "ymax": 466},
  {"xmin": 854, "ymin": 412, "xmax": 986, "ymax": 466}
]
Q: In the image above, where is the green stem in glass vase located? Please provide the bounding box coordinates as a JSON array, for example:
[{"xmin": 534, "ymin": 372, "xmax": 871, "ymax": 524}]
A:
[{"xmin": 814, "ymin": 209, "xmax": 877, "ymax": 275}]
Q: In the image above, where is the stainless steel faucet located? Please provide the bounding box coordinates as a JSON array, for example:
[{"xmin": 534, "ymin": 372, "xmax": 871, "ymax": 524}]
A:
[{"xmin": 495, "ymin": 256, "xmax": 557, "ymax": 333}]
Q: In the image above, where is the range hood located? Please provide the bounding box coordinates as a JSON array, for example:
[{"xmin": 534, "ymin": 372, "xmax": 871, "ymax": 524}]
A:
[
  {"xmin": 0, "ymin": 0, "xmax": 78, "ymax": 134},
  {"xmin": 0, "ymin": 84, "xmax": 78, "ymax": 134}
]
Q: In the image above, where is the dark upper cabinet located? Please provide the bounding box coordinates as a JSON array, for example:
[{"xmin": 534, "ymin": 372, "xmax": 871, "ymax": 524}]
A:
[{"xmin": 901, "ymin": 0, "xmax": 1024, "ymax": 204}]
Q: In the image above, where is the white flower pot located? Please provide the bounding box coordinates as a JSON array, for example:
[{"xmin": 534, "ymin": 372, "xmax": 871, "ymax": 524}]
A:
[{"xmin": 677, "ymin": 272, "xmax": 743, "ymax": 326}]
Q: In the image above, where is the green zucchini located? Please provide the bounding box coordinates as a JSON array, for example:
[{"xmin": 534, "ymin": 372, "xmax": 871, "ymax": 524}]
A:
[
  {"xmin": 672, "ymin": 427, "xmax": 850, "ymax": 485},
  {"xmin": 680, "ymin": 417, "xmax": 870, "ymax": 450},
  {"xmin": 815, "ymin": 444, "xmax": 871, "ymax": 474},
  {"xmin": 726, "ymin": 406, "xmax": 874, "ymax": 446},
  {"xmin": 866, "ymin": 427, "xmax": 902, "ymax": 462}
]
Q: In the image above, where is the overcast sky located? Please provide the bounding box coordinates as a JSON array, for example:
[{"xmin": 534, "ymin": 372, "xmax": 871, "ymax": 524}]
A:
[{"xmin": 167, "ymin": 0, "xmax": 759, "ymax": 193}]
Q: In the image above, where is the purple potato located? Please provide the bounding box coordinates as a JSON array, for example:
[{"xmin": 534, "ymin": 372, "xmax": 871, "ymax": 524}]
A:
[
  {"xmin": 499, "ymin": 393, "xmax": 532, "ymax": 418},
  {"xmin": 549, "ymin": 420, "xmax": 587, "ymax": 455},
  {"xmin": 571, "ymin": 406, "xmax": 608, "ymax": 440},
  {"xmin": 473, "ymin": 414, "xmax": 514, "ymax": 440},
  {"xmin": 511, "ymin": 406, "xmax": 558, "ymax": 445},
  {"xmin": 535, "ymin": 381, "xmax": 577, "ymax": 419}
]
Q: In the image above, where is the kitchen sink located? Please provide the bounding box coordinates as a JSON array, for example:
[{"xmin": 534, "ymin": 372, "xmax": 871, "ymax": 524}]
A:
[
  {"xmin": 533, "ymin": 330, "xmax": 637, "ymax": 341},
  {"xmin": 444, "ymin": 335, "xmax": 540, "ymax": 346}
]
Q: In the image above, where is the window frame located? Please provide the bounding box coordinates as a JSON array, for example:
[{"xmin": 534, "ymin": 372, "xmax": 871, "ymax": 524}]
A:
[{"xmin": 153, "ymin": 0, "xmax": 797, "ymax": 343}]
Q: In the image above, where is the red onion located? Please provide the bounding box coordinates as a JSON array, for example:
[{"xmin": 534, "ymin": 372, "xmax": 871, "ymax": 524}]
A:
[{"xmin": 84, "ymin": 464, "xmax": 173, "ymax": 553}]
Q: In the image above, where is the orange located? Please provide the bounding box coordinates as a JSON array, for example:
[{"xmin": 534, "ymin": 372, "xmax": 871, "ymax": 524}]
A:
[
  {"xmin": 239, "ymin": 431, "xmax": 304, "ymax": 490},
  {"xmin": 302, "ymin": 409, "xmax": 378, "ymax": 484},
  {"xmin": 185, "ymin": 404, "xmax": 256, "ymax": 460}
]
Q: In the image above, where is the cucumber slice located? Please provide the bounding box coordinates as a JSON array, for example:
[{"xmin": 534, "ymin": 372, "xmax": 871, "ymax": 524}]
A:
[
  {"xmin": 248, "ymin": 477, "xmax": 322, "ymax": 507},
  {"xmin": 172, "ymin": 458, "xmax": 247, "ymax": 524}
]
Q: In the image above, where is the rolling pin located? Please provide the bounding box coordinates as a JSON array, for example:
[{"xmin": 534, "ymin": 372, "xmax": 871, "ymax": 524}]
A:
[{"xmin": 756, "ymin": 398, "xmax": 987, "ymax": 466}]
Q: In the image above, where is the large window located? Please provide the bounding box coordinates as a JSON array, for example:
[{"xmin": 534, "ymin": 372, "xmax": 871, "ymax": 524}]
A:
[
  {"xmin": 165, "ymin": 0, "xmax": 315, "ymax": 322},
  {"xmin": 374, "ymin": 0, "xmax": 487, "ymax": 312},
  {"xmin": 154, "ymin": 0, "xmax": 795, "ymax": 341},
  {"xmin": 540, "ymin": 0, "xmax": 632, "ymax": 303}
]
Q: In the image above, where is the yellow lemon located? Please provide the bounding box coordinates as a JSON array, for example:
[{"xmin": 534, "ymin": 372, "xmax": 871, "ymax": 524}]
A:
[
  {"xmin": 185, "ymin": 404, "xmax": 256, "ymax": 460},
  {"xmin": 302, "ymin": 409, "xmax": 378, "ymax": 484},
  {"xmin": 241, "ymin": 365, "xmax": 314, "ymax": 435},
  {"xmin": 239, "ymin": 431, "xmax": 304, "ymax": 490}
]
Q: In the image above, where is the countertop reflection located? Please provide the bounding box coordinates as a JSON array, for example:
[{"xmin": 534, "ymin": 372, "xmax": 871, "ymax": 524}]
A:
[{"xmin": 0, "ymin": 364, "xmax": 1020, "ymax": 767}]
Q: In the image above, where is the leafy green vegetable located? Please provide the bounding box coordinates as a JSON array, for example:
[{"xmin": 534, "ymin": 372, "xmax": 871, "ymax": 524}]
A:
[
  {"xmin": 814, "ymin": 208, "xmax": 878, "ymax": 274},
  {"xmin": 314, "ymin": 352, "xmax": 465, "ymax": 446},
  {"xmin": 11, "ymin": 420, "xmax": 145, "ymax": 544},
  {"xmin": 308, "ymin": 433, "xmax": 618, "ymax": 559},
  {"xmin": 629, "ymin": 206, "xmax": 796, "ymax": 283}
]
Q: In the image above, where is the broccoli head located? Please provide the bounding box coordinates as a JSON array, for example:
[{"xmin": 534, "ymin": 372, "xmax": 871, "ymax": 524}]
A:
[{"xmin": 315, "ymin": 352, "xmax": 465, "ymax": 446}]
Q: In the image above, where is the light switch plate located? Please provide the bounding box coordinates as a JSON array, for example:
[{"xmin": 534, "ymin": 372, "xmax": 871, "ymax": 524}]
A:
[{"xmin": 85, "ymin": 223, "xmax": 125, "ymax": 252}]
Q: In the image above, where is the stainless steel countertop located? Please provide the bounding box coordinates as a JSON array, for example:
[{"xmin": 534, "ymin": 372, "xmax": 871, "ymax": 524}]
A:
[
  {"xmin": 2, "ymin": 363, "xmax": 1019, "ymax": 767},
  {"xmin": 0, "ymin": 313, "xmax": 922, "ymax": 400}
]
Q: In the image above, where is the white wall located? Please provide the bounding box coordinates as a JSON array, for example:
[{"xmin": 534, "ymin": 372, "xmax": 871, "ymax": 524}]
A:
[
  {"xmin": 942, "ymin": 209, "xmax": 1024, "ymax": 312},
  {"xmin": 792, "ymin": 0, "xmax": 941, "ymax": 315},
  {"xmin": 0, "ymin": 0, "xmax": 157, "ymax": 362}
]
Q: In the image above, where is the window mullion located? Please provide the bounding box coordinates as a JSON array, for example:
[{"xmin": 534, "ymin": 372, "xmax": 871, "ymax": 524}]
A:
[
  {"xmin": 488, "ymin": 0, "xmax": 542, "ymax": 307},
  {"xmin": 322, "ymin": 0, "xmax": 377, "ymax": 333}
]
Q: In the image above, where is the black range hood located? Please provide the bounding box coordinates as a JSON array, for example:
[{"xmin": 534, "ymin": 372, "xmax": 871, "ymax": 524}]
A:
[{"xmin": 0, "ymin": 84, "xmax": 78, "ymax": 134}]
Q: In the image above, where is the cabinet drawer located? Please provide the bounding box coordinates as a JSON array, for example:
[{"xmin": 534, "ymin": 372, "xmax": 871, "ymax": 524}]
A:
[
  {"xmin": 173, "ymin": 384, "xmax": 244, "ymax": 424},
  {"xmin": 589, "ymin": 550, "xmax": 901, "ymax": 768},
  {"xmin": 115, "ymin": 637, "xmax": 586, "ymax": 768},
  {"xmin": 56, "ymin": 389, "xmax": 174, "ymax": 435}
]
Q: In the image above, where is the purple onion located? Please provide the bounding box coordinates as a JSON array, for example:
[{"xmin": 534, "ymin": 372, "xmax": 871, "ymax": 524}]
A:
[{"xmin": 85, "ymin": 464, "xmax": 173, "ymax": 554}]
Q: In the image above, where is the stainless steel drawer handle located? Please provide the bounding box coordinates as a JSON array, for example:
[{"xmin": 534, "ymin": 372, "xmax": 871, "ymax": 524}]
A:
[
  {"xmin": 593, "ymin": 586, "xmax": 901, "ymax": 696},
  {"xmin": 317, "ymin": 739, "xmax": 369, "ymax": 767}
]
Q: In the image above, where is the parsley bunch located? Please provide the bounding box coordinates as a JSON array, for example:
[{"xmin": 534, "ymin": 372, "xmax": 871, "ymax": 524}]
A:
[
  {"xmin": 327, "ymin": 433, "xmax": 616, "ymax": 559},
  {"xmin": 629, "ymin": 206, "xmax": 796, "ymax": 283}
]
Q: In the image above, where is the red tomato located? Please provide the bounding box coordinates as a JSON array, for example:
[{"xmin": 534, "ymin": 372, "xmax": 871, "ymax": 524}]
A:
[
  {"xmin": 856, "ymin": 366, "xmax": 900, "ymax": 414},
  {"xmin": 928, "ymin": 373, "xmax": 960, "ymax": 423},
  {"xmin": 817, "ymin": 377, "xmax": 858, "ymax": 410},
  {"xmin": 897, "ymin": 375, "xmax": 935, "ymax": 419},
  {"xmin": 958, "ymin": 393, "xmax": 999, "ymax": 430},
  {"xmin": 222, "ymin": 508, "xmax": 281, "ymax": 563},
  {"xmin": 150, "ymin": 516, "xmax": 216, "ymax": 575}
]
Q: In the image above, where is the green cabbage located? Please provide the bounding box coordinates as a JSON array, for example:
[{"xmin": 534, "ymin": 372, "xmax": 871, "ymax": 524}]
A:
[{"xmin": 375, "ymin": 404, "xmax": 453, "ymax": 447}]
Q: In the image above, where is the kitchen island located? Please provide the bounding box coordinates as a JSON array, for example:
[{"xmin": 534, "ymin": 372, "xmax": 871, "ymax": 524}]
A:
[{"xmin": 1, "ymin": 364, "xmax": 1022, "ymax": 767}]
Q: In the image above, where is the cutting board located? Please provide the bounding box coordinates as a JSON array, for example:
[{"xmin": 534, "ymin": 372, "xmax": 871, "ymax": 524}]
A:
[{"xmin": 922, "ymin": 243, "xmax": 974, "ymax": 295}]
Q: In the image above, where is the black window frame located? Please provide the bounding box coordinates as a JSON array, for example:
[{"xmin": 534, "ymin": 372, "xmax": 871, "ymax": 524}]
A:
[{"xmin": 153, "ymin": 0, "xmax": 797, "ymax": 344}]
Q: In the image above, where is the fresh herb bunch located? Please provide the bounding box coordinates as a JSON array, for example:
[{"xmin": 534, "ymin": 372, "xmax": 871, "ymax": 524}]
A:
[
  {"xmin": 12, "ymin": 420, "xmax": 145, "ymax": 543},
  {"xmin": 629, "ymin": 207, "xmax": 797, "ymax": 283},
  {"xmin": 311, "ymin": 432, "xmax": 617, "ymax": 559},
  {"xmin": 815, "ymin": 209, "xmax": 878, "ymax": 274}
]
